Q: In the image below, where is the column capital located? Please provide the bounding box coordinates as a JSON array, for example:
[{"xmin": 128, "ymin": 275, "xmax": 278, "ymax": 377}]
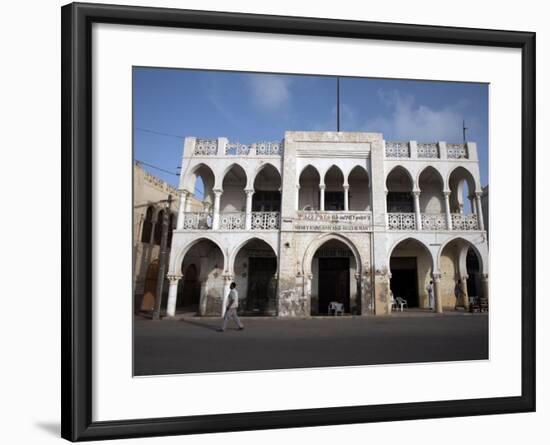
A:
[
  {"xmin": 475, "ymin": 191, "xmax": 483, "ymax": 198},
  {"xmin": 179, "ymin": 189, "xmax": 190, "ymax": 197},
  {"xmin": 354, "ymin": 272, "xmax": 361, "ymax": 281},
  {"xmin": 213, "ymin": 188, "xmax": 223, "ymax": 196},
  {"xmin": 412, "ymin": 190, "xmax": 421, "ymax": 197},
  {"xmin": 245, "ymin": 188, "xmax": 255, "ymax": 195},
  {"xmin": 166, "ymin": 273, "xmax": 182, "ymax": 283},
  {"xmin": 319, "ymin": 184, "xmax": 326, "ymax": 190},
  {"xmin": 461, "ymin": 274, "xmax": 469, "ymax": 281},
  {"xmin": 343, "ymin": 184, "xmax": 350, "ymax": 190},
  {"xmin": 223, "ymin": 274, "xmax": 234, "ymax": 282},
  {"xmin": 432, "ymin": 273, "xmax": 442, "ymax": 282},
  {"xmin": 443, "ymin": 190, "xmax": 451, "ymax": 197}
]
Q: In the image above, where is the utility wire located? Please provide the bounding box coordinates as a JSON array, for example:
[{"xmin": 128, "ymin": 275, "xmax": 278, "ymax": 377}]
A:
[
  {"xmin": 135, "ymin": 160, "xmax": 180, "ymax": 176},
  {"xmin": 135, "ymin": 127, "xmax": 185, "ymax": 139}
]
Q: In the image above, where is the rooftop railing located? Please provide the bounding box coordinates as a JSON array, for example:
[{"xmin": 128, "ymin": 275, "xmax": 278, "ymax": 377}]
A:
[{"xmin": 385, "ymin": 141, "xmax": 469, "ymax": 160}]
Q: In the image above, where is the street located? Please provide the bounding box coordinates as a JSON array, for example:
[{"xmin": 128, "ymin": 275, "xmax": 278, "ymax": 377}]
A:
[{"xmin": 134, "ymin": 311, "xmax": 488, "ymax": 375}]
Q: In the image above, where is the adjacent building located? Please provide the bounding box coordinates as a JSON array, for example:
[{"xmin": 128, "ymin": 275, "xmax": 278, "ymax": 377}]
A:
[{"xmin": 158, "ymin": 132, "xmax": 488, "ymax": 317}]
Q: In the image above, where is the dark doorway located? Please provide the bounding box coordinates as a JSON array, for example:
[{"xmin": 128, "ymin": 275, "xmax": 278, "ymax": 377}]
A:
[
  {"xmin": 246, "ymin": 257, "xmax": 277, "ymax": 315},
  {"xmin": 466, "ymin": 248, "xmax": 480, "ymax": 297},
  {"xmin": 390, "ymin": 257, "xmax": 419, "ymax": 307},
  {"xmin": 318, "ymin": 257, "xmax": 350, "ymax": 314},
  {"xmin": 178, "ymin": 264, "xmax": 200, "ymax": 312}
]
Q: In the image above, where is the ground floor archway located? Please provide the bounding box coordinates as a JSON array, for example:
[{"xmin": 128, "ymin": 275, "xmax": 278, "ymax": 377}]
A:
[
  {"xmin": 232, "ymin": 237, "xmax": 278, "ymax": 316},
  {"xmin": 389, "ymin": 238, "xmax": 433, "ymax": 310},
  {"xmin": 140, "ymin": 259, "xmax": 159, "ymax": 311},
  {"xmin": 310, "ymin": 239, "xmax": 360, "ymax": 315}
]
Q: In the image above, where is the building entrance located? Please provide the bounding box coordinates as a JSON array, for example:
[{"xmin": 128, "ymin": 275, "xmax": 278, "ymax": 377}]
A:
[
  {"xmin": 318, "ymin": 257, "xmax": 350, "ymax": 314},
  {"xmin": 246, "ymin": 257, "xmax": 277, "ymax": 315},
  {"xmin": 389, "ymin": 257, "xmax": 419, "ymax": 307}
]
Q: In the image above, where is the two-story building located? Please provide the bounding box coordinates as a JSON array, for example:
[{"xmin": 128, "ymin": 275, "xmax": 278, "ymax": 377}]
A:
[{"xmin": 160, "ymin": 131, "xmax": 489, "ymax": 318}]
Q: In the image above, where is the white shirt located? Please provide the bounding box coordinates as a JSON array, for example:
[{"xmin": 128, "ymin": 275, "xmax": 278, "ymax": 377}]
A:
[{"xmin": 227, "ymin": 288, "xmax": 239, "ymax": 309}]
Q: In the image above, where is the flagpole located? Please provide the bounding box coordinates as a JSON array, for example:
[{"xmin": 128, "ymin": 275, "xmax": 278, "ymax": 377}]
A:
[{"xmin": 337, "ymin": 77, "xmax": 340, "ymax": 132}]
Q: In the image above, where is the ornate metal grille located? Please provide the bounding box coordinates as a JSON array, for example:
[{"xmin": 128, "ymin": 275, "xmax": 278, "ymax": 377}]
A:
[
  {"xmin": 417, "ymin": 142, "xmax": 439, "ymax": 158},
  {"xmin": 387, "ymin": 212, "xmax": 416, "ymax": 230},
  {"xmin": 451, "ymin": 213, "xmax": 478, "ymax": 230},
  {"xmin": 225, "ymin": 142, "xmax": 251, "ymax": 155},
  {"xmin": 421, "ymin": 213, "xmax": 447, "ymax": 230},
  {"xmin": 219, "ymin": 212, "xmax": 246, "ymax": 230},
  {"xmin": 182, "ymin": 212, "xmax": 212, "ymax": 230},
  {"xmin": 385, "ymin": 141, "xmax": 410, "ymax": 158},
  {"xmin": 194, "ymin": 139, "xmax": 218, "ymax": 155},
  {"xmin": 447, "ymin": 143, "xmax": 468, "ymax": 159},
  {"xmin": 255, "ymin": 141, "xmax": 283, "ymax": 155},
  {"xmin": 251, "ymin": 212, "xmax": 280, "ymax": 230}
]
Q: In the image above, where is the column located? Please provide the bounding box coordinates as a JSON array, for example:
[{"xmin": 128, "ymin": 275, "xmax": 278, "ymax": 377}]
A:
[
  {"xmin": 199, "ymin": 281, "xmax": 207, "ymax": 316},
  {"xmin": 443, "ymin": 191, "xmax": 452, "ymax": 230},
  {"xmin": 221, "ymin": 274, "xmax": 233, "ymax": 317},
  {"xmin": 212, "ymin": 189, "xmax": 222, "ymax": 230},
  {"xmin": 166, "ymin": 274, "xmax": 182, "ymax": 317},
  {"xmin": 295, "ymin": 185, "xmax": 300, "ymax": 211},
  {"xmin": 319, "ymin": 184, "xmax": 326, "ymax": 211},
  {"xmin": 460, "ymin": 275, "xmax": 470, "ymax": 309},
  {"xmin": 433, "ymin": 273, "xmax": 443, "ymax": 313},
  {"xmin": 343, "ymin": 185, "xmax": 349, "ymax": 211},
  {"xmin": 475, "ymin": 192, "xmax": 485, "ymax": 231},
  {"xmin": 245, "ymin": 189, "xmax": 254, "ymax": 230},
  {"xmin": 413, "ymin": 190, "xmax": 422, "ymax": 230},
  {"xmin": 176, "ymin": 191, "xmax": 188, "ymax": 230}
]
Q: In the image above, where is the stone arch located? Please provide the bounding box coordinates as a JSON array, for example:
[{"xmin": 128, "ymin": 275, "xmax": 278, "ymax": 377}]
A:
[
  {"xmin": 347, "ymin": 165, "xmax": 370, "ymax": 211},
  {"xmin": 302, "ymin": 233, "xmax": 362, "ymax": 277},
  {"xmin": 323, "ymin": 164, "xmax": 345, "ymax": 185},
  {"xmin": 298, "ymin": 163, "xmax": 321, "ymax": 180},
  {"xmin": 417, "ymin": 166, "xmax": 445, "ymax": 192},
  {"xmin": 298, "ymin": 165, "xmax": 322, "ymax": 210},
  {"xmin": 251, "ymin": 162, "xmax": 281, "ymax": 188},
  {"xmin": 220, "ymin": 162, "xmax": 248, "ymax": 190},
  {"xmin": 388, "ymin": 236, "xmax": 435, "ymax": 271},
  {"xmin": 437, "ymin": 236, "xmax": 487, "ymax": 275},
  {"xmin": 228, "ymin": 235, "xmax": 278, "ymax": 276},
  {"xmin": 386, "ymin": 165, "xmax": 415, "ymax": 191},
  {"xmin": 447, "ymin": 166, "xmax": 480, "ymax": 214},
  {"xmin": 183, "ymin": 162, "xmax": 216, "ymax": 201},
  {"xmin": 170, "ymin": 236, "xmax": 228, "ymax": 276}
]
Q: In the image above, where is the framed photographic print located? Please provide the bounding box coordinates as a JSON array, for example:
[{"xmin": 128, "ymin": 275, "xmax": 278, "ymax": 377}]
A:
[{"xmin": 61, "ymin": 2, "xmax": 535, "ymax": 441}]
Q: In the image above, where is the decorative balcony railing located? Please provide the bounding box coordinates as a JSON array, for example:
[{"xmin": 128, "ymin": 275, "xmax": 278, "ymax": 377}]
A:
[
  {"xmin": 219, "ymin": 212, "xmax": 246, "ymax": 230},
  {"xmin": 388, "ymin": 212, "xmax": 416, "ymax": 231},
  {"xmin": 193, "ymin": 139, "xmax": 284, "ymax": 156},
  {"xmin": 421, "ymin": 213, "xmax": 447, "ymax": 231},
  {"xmin": 251, "ymin": 212, "xmax": 280, "ymax": 230},
  {"xmin": 447, "ymin": 143, "xmax": 468, "ymax": 159},
  {"xmin": 255, "ymin": 141, "xmax": 283, "ymax": 155},
  {"xmin": 451, "ymin": 213, "xmax": 478, "ymax": 230},
  {"xmin": 194, "ymin": 139, "xmax": 218, "ymax": 155},
  {"xmin": 182, "ymin": 212, "xmax": 212, "ymax": 230},
  {"xmin": 225, "ymin": 142, "xmax": 251, "ymax": 155},
  {"xmin": 417, "ymin": 143, "xmax": 439, "ymax": 158},
  {"xmin": 385, "ymin": 141, "xmax": 410, "ymax": 158}
]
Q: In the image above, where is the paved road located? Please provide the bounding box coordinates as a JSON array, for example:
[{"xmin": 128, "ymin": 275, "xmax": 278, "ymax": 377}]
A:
[{"xmin": 134, "ymin": 312, "xmax": 488, "ymax": 376}]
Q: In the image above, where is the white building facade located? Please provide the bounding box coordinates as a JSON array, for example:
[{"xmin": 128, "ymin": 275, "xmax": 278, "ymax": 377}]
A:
[{"xmin": 163, "ymin": 131, "xmax": 489, "ymax": 318}]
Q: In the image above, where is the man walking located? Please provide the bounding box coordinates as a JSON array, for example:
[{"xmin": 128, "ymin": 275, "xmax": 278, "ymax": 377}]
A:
[{"xmin": 219, "ymin": 282, "xmax": 244, "ymax": 332}]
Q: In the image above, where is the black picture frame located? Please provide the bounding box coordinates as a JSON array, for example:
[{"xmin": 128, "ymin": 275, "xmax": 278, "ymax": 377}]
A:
[{"xmin": 61, "ymin": 2, "xmax": 536, "ymax": 441}]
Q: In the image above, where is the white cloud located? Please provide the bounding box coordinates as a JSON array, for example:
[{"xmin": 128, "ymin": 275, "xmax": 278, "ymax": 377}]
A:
[
  {"xmin": 247, "ymin": 75, "xmax": 292, "ymax": 111},
  {"xmin": 366, "ymin": 89, "xmax": 468, "ymax": 142}
]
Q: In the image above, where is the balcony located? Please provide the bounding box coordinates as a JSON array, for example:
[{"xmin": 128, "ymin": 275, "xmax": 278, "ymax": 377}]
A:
[
  {"xmin": 180, "ymin": 211, "xmax": 280, "ymax": 231},
  {"xmin": 387, "ymin": 212, "xmax": 480, "ymax": 231},
  {"xmin": 385, "ymin": 141, "xmax": 470, "ymax": 160},
  {"xmin": 193, "ymin": 138, "xmax": 283, "ymax": 156}
]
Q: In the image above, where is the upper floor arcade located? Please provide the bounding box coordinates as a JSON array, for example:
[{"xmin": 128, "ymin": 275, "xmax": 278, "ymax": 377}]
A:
[{"xmin": 173, "ymin": 132, "xmax": 486, "ymax": 234}]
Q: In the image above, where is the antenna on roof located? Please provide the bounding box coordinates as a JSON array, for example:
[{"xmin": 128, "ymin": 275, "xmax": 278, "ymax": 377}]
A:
[{"xmin": 462, "ymin": 119, "xmax": 468, "ymax": 143}]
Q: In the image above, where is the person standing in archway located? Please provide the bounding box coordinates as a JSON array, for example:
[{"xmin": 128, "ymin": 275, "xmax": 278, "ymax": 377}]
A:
[
  {"xmin": 427, "ymin": 280, "xmax": 435, "ymax": 311},
  {"xmin": 219, "ymin": 282, "xmax": 244, "ymax": 332}
]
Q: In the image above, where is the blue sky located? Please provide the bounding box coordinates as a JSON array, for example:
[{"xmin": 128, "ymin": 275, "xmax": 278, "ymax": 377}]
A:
[{"xmin": 133, "ymin": 67, "xmax": 488, "ymax": 188}]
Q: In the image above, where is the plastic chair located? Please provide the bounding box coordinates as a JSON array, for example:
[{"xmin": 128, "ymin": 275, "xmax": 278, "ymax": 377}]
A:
[{"xmin": 395, "ymin": 297, "xmax": 408, "ymax": 312}]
